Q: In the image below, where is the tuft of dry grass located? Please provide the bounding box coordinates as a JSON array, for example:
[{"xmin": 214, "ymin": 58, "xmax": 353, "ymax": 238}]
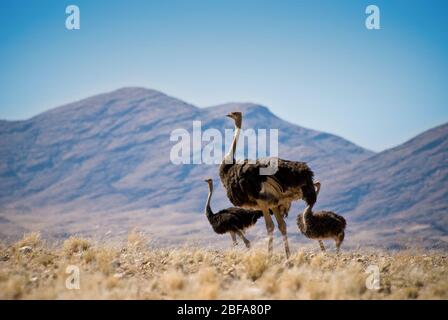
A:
[
  {"xmin": 244, "ymin": 251, "xmax": 269, "ymax": 281},
  {"xmin": 15, "ymin": 232, "xmax": 42, "ymax": 249},
  {"xmin": 0, "ymin": 234, "xmax": 447, "ymax": 299},
  {"xmin": 62, "ymin": 237, "xmax": 90, "ymax": 257}
]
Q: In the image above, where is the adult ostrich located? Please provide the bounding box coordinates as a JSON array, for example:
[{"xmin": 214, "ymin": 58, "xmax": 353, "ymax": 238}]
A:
[
  {"xmin": 204, "ymin": 178, "xmax": 263, "ymax": 248},
  {"xmin": 219, "ymin": 112, "xmax": 317, "ymax": 258}
]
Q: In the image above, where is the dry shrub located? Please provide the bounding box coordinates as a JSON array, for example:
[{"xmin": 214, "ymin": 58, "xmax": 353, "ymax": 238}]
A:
[
  {"xmin": 127, "ymin": 229, "xmax": 147, "ymax": 249},
  {"xmin": 244, "ymin": 251, "xmax": 268, "ymax": 281},
  {"xmin": 15, "ymin": 232, "xmax": 42, "ymax": 249},
  {"xmin": 95, "ymin": 247, "xmax": 117, "ymax": 275},
  {"xmin": 62, "ymin": 237, "xmax": 90, "ymax": 256},
  {"xmin": 35, "ymin": 253, "xmax": 55, "ymax": 267},
  {"xmin": 291, "ymin": 250, "xmax": 307, "ymax": 266},
  {"xmin": 82, "ymin": 248, "xmax": 96, "ymax": 263}
]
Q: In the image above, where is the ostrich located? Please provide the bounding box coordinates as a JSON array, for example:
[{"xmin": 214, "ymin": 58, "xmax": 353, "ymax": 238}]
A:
[
  {"xmin": 219, "ymin": 112, "xmax": 317, "ymax": 258},
  {"xmin": 297, "ymin": 182, "xmax": 346, "ymax": 253},
  {"xmin": 204, "ymin": 178, "xmax": 263, "ymax": 248}
]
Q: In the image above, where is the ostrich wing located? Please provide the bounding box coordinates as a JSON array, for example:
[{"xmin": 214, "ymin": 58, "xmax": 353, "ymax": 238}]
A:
[{"xmin": 220, "ymin": 157, "xmax": 314, "ymax": 207}]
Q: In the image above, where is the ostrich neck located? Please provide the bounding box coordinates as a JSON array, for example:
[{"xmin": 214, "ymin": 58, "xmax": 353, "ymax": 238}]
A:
[
  {"xmin": 205, "ymin": 185, "xmax": 214, "ymax": 219},
  {"xmin": 223, "ymin": 125, "xmax": 241, "ymax": 164},
  {"xmin": 303, "ymin": 184, "xmax": 319, "ymax": 228},
  {"xmin": 303, "ymin": 206, "xmax": 314, "ymax": 226}
]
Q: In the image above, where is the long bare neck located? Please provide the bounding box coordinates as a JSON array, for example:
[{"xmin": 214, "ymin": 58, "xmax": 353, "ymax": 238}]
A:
[
  {"xmin": 302, "ymin": 205, "xmax": 314, "ymax": 230},
  {"xmin": 205, "ymin": 183, "xmax": 214, "ymax": 219},
  {"xmin": 303, "ymin": 183, "xmax": 320, "ymax": 224},
  {"xmin": 224, "ymin": 122, "xmax": 241, "ymax": 164}
]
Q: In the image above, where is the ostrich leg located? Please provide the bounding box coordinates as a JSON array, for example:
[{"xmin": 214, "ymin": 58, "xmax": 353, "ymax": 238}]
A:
[
  {"xmin": 335, "ymin": 232, "xmax": 344, "ymax": 254},
  {"xmin": 262, "ymin": 208, "xmax": 275, "ymax": 256},
  {"xmin": 318, "ymin": 240, "xmax": 326, "ymax": 252},
  {"xmin": 236, "ymin": 230, "xmax": 251, "ymax": 248},
  {"xmin": 230, "ymin": 232, "xmax": 238, "ymax": 246},
  {"xmin": 273, "ymin": 207, "xmax": 290, "ymax": 258}
]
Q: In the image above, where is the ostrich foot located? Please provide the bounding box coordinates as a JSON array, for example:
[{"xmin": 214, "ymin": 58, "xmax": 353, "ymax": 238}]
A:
[
  {"xmin": 318, "ymin": 240, "xmax": 326, "ymax": 252},
  {"xmin": 283, "ymin": 258, "xmax": 293, "ymax": 268}
]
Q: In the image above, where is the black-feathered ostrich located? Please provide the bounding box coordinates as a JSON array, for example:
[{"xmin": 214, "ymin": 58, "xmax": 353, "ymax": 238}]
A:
[
  {"xmin": 297, "ymin": 182, "xmax": 346, "ymax": 253},
  {"xmin": 219, "ymin": 112, "xmax": 317, "ymax": 258},
  {"xmin": 204, "ymin": 178, "xmax": 263, "ymax": 248}
]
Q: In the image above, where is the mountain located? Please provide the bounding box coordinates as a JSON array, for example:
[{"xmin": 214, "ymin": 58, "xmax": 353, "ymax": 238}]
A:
[
  {"xmin": 0, "ymin": 87, "xmax": 446, "ymax": 249},
  {"xmin": 0, "ymin": 88, "xmax": 371, "ymax": 213}
]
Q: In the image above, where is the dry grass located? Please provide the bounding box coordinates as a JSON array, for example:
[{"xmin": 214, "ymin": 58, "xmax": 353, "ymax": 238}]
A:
[{"xmin": 0, "ymin": 232, "xmax": 447, "ymax": 299}]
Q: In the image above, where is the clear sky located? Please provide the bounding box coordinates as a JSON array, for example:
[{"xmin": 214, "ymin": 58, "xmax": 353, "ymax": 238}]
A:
[{"xmin": 0, "ymin": 0, "xmax": 447, "ymax": 151}]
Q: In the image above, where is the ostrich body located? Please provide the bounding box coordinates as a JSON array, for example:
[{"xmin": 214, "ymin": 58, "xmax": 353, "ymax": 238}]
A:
[
  {"xmin": 297, "ymin": 182, "xmax": 346, "ymax": 253},
  {"xmin": 204, "ymin": 178, "xmax": 263, "ymax": 248},
  {"xmin": 219, "ymin": 112, "xmax": 317, "ymax": 258}
]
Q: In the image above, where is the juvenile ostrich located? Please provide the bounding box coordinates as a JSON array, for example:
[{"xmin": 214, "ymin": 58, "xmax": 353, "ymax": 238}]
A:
[
  {"xmin": 219, "ymin": 112, "xmax": 317, "ymax": 258},
  {"xmin": 297, "ymin": 182, "xmax": 346, "ymax": 253},
  {"xmin": 204, "ymin": 178, "xmax": 263, "ymax": 248}
]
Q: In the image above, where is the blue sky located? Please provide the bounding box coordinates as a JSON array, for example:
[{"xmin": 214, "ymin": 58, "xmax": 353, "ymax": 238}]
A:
[{"xmin": 0, "ymin": 0, "xmax": 447, "ymax": 151}]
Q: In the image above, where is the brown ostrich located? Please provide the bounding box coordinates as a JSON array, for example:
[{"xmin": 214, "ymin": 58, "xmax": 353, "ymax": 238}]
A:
[
  {"xmin": 297, "ymin": 182, "xmax": 346, "ymax": 253},
  {"xmin": 204, "ymin": 178, "xmax": 263, "ymax": 248},
  {"xmin": 219, "ymin": 112, "xmax": 317, "ymax": 258}
]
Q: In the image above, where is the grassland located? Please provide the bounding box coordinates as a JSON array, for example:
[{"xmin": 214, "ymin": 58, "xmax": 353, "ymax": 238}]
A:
[{"xmin": 0, "ymin": 232, "xmax": 447, "ymax": 299}]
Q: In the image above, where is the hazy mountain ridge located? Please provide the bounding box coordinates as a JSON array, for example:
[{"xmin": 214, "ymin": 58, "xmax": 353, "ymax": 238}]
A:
[
  {"xmin": 0, "ymin": 88, "xmax": 371, "ymax": 212},
  {"xmin": 319, "ymin": 122, "xmax": 447, "ymax": 219},
  {"xmin": 0, "ymin": 88, "xmax": 446, "ymax": 248}
]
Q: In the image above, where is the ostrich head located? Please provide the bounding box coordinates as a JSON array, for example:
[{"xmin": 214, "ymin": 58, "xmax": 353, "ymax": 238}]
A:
[
  {"xmin": 226, "ymin": 111, "xmax": 242, "ymax": 128},
  {"xmin": 204, "ymin": 178, "xmax": 213, "ymax": 188},
  {"xmin": 314, "ymin": 181, "xmax": 321, "ymax": 195}
]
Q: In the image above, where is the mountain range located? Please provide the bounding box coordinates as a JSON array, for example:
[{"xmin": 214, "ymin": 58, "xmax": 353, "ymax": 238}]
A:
[{"xmin": 0, "ymin": 88, "xmax": 446, "ymax": 249}]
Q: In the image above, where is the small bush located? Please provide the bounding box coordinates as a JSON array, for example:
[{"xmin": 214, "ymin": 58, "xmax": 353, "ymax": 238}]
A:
[{"xmin": 62, "ymin": 237, "xmax": 90, "ymax": 256}]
